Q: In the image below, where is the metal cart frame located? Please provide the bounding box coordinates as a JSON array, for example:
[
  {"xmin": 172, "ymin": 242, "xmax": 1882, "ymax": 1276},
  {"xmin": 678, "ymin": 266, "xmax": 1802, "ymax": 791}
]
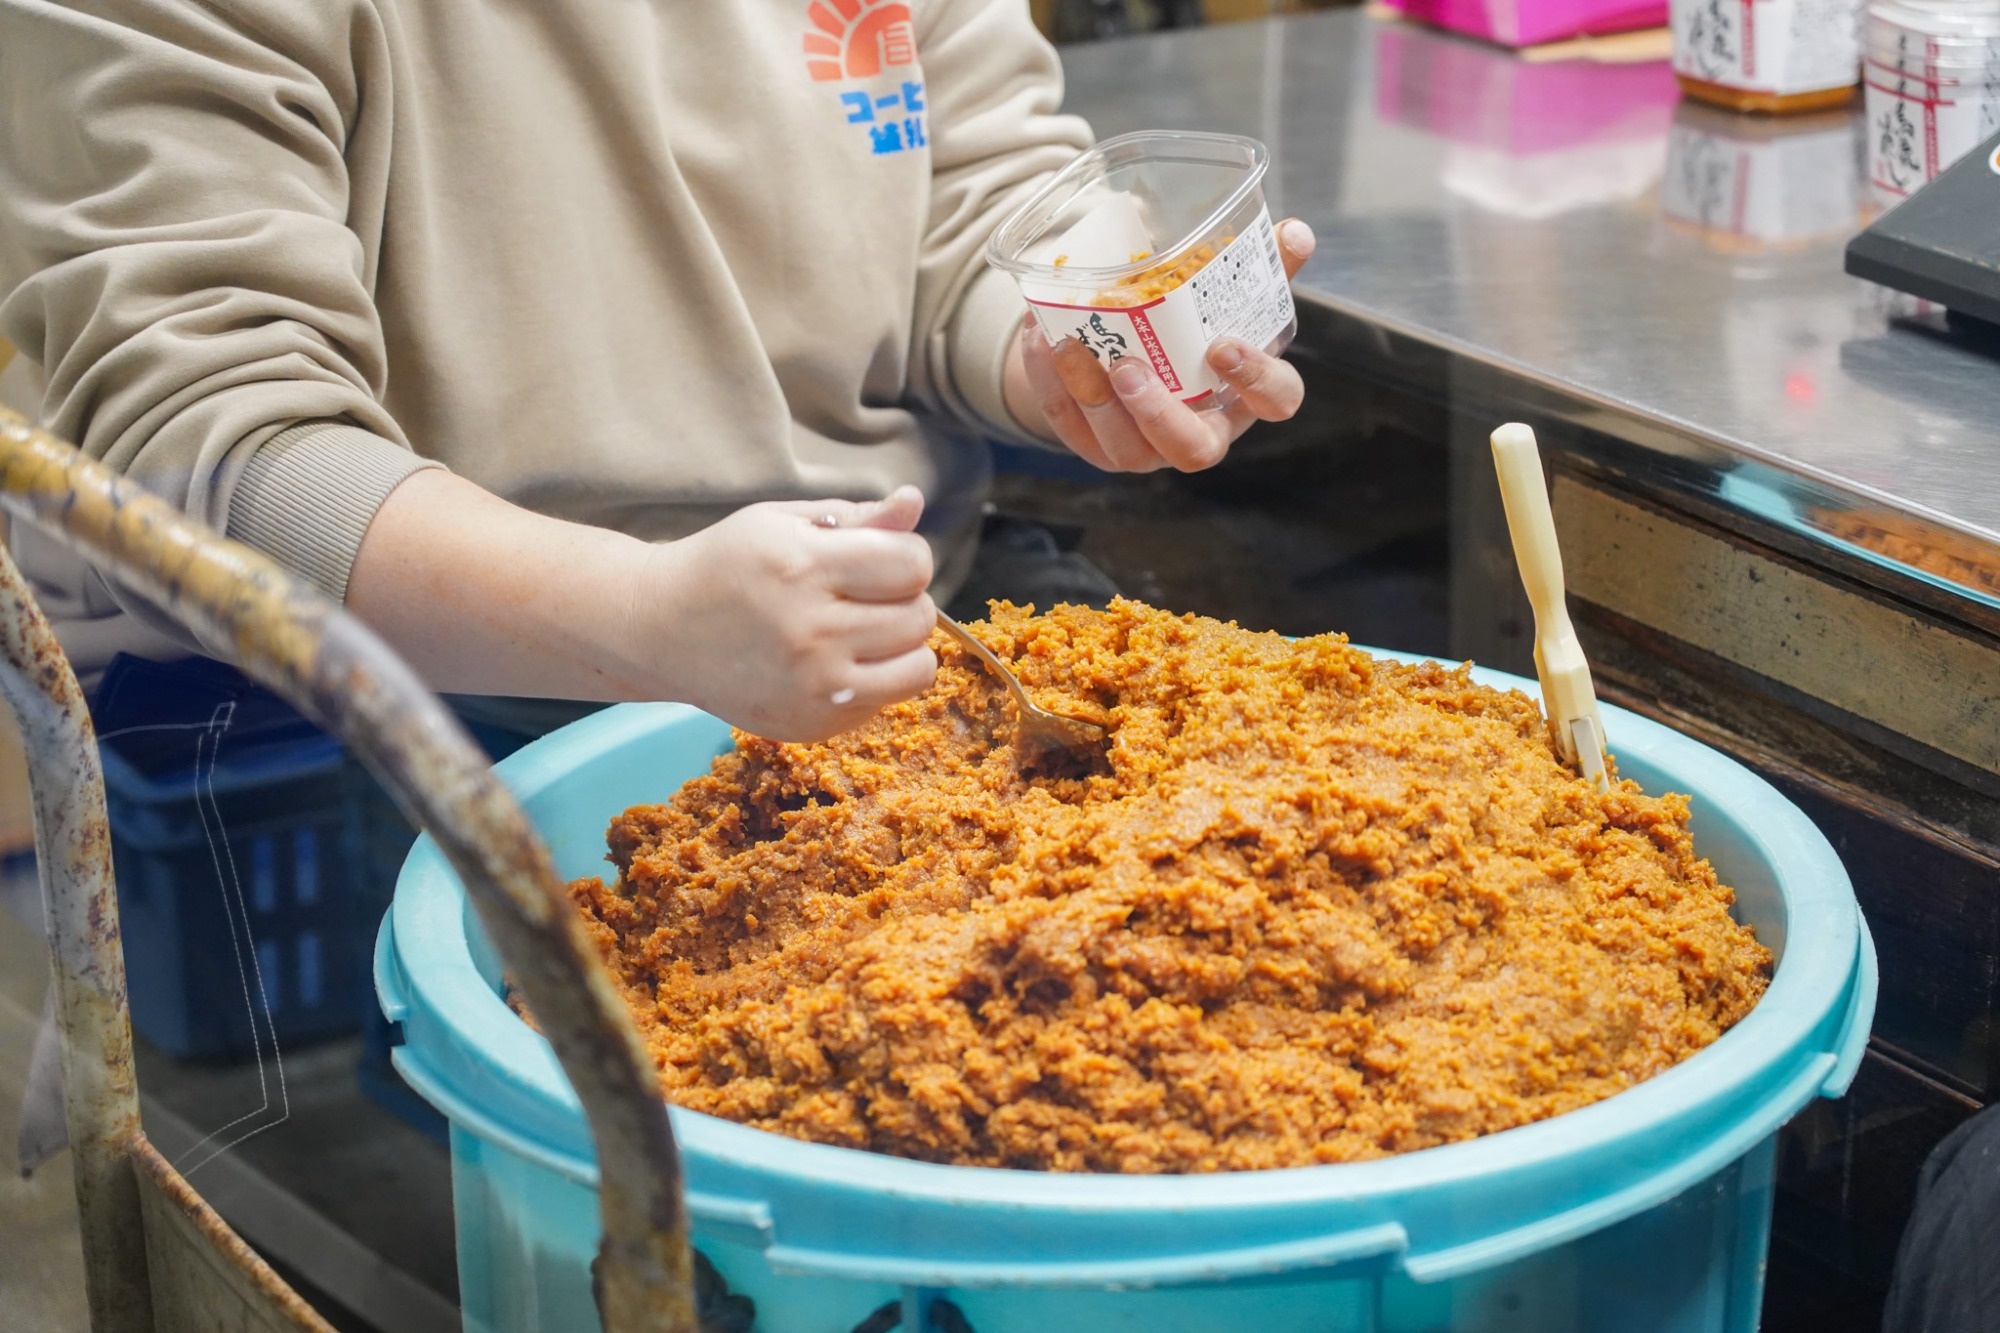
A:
[{"xmin": 0, "ymin": 403, "xmax": 697, "ymax": 1332}]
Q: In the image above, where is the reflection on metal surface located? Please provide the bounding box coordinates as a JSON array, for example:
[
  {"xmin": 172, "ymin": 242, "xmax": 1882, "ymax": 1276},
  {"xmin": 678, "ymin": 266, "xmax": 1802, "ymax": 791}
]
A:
[
  {"xmin": 1661, "ymin": 102, "xmax": 1867, "ymax": 252},
  {"xmin": 1376, "ymin": 23, "xmax": 1677, "ymax": 218},
  {"xmin": 1720, "ymin": 469, "xmax": 2000, "ymax": 609},
  {"xmin": 1556, "ymin": 477, "xmax": 2000, "ymax": 776},
  {"xmin": 1815, "ymin": 505, "xmax": 2000, "ymax": 598},
  {"xmin": 1443, "ymin": 134, "xmax": 1667, "ymax": 219},
  {"xmin": 0, "ymin": 403, "xmax": 699, "ymax": 1332},
  {"xmin": 1061, "ymin": 9, "xmax": 2000, "ymax": 618}
]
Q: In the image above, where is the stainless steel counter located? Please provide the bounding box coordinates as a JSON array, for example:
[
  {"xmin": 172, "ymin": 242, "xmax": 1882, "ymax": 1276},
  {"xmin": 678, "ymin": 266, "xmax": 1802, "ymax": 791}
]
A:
[{"xmin": 1059, "ymin": 10, "xmax": 2000, "ymax": 615}]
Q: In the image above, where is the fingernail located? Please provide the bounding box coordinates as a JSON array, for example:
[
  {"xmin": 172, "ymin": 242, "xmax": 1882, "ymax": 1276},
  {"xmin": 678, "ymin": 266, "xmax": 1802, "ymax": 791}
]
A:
[
  {"xmin": 1110, "ymin": 360, "xmax": 1148, "ymax": 396},
  {"xmin": 1209, "ymin": 339, "xmax": 1245, "ymax": 374},
  {"xmin": 1280, "ymin": 219, "xmax": 1316, "ymax": 258}
]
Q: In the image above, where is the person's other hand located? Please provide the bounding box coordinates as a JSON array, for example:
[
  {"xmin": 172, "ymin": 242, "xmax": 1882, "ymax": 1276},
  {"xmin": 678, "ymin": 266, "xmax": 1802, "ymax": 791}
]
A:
[
  {"xmin": 1003, "ymin": 217, "xmax": 1315, "ymax": 473},
  {"xmin": 636, "ymin": 485, "xmax": 937, "ymax": 741}
]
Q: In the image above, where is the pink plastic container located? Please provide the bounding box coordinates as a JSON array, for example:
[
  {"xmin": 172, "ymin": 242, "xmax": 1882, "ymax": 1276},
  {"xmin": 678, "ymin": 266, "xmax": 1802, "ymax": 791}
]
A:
[{"xmin": 1383, "ymin": 0, "xmax": 1667, "ymax": 49}]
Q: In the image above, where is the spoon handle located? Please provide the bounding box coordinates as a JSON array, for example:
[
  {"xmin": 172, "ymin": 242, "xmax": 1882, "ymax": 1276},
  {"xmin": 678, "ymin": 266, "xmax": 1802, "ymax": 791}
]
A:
[
  {"xmin": 934, "ymin": 612, "xmax": 1035, "ymax": 716},
  {"xmin": 1490, "ymin": 422, "xmax": 1609, "ymax": 791}
]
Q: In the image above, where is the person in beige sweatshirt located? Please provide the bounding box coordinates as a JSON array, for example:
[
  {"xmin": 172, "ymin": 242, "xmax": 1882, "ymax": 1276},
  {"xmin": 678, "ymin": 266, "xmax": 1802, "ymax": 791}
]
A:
[{"xmin": 0, "ymin": 0, "xmax": 1311, "ymax": 741}]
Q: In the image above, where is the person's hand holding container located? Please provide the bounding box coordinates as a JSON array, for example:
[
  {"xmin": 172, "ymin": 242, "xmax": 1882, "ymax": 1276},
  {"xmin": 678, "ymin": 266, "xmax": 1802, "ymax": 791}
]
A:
[{"xmin": 993, "ymin": 131, "xmax": 1315, "ymax": 472}]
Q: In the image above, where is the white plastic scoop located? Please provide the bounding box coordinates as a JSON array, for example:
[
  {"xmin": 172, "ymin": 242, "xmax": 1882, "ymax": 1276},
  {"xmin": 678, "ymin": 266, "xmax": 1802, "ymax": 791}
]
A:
[{"xmin": 1490, "ymin": 422, "xmax": 1612, "ymax": 791}]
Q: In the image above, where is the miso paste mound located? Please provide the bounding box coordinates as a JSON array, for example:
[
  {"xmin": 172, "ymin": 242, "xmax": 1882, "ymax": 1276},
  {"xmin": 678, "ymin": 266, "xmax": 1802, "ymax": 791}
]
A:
[{"xmin": 567, "ymin": 600, "xmax": 1771, "ymax": 1174}]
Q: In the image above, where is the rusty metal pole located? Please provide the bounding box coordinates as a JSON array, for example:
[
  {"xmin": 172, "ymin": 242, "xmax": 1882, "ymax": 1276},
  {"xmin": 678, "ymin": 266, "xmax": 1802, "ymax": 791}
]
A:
[
  {"xmin": 0, "ymin": 525, "xmax": 152, "ymax": 1329},
  {"xmin": 0, "ymin": 405, "xmax": 698, "ymax": 1333}
]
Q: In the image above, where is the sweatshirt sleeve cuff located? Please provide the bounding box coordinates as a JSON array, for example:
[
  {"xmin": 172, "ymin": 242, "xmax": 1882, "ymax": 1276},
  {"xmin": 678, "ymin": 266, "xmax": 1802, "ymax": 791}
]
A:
[
  {"xmin": 223, "ymin": 422, "xmax": 442, "ymax": 602},
  {"xmin": 947, "ymin": 264, "xmax": 1053, "ymax": 450}
]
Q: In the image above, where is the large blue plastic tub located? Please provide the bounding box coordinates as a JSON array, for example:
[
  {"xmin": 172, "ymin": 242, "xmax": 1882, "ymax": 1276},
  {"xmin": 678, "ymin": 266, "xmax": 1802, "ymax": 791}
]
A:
[{"xmin": 378, "ymin": 656, "xmax": 1876, "ymax": 1333}]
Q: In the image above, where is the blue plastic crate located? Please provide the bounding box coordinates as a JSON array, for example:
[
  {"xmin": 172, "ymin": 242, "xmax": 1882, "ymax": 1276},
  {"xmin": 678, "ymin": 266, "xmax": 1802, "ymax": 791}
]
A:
[
  {"xmin": 94, "ymin": 654, "xmax": 376, "ymax": 1062},
  {"xmin": 102, "ymin": 725, "xmax": 362, "ymax": 1061}
]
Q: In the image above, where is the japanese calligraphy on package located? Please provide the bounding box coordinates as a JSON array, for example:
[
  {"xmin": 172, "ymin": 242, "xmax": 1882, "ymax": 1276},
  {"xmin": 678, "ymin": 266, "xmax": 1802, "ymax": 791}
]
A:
[
  {"xmin": 987, "ymin": 132, "xmax": 1297, "ymax": 411},
  {"xmin": 1670, "ymin": 0, "xmax": 1863, "ymax": 112},
  {"xmin": 1863, "ymin": 0, "xmax": 2000, "ymax": 206}
]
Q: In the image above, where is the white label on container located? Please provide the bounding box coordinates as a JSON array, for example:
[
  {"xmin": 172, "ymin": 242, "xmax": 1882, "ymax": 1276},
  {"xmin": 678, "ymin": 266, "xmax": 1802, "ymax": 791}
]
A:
[
  {"xmin": 1865, "ymin": 69, "xmax": 2000, "ymax": 198},
  {"xmin": 1026, "ymin": 209, "xmax": 1295, "ymax": 406},
  {"xmin": 1671, "ymin": 0, "xmax": 1861, "ymax": 96}
]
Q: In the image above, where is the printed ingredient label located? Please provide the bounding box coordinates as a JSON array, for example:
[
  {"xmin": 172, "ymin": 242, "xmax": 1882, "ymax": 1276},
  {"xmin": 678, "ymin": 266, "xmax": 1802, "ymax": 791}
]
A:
[{"xmin": 1027, "ymin": 209, "xmax": 1295, "ymax": 405}]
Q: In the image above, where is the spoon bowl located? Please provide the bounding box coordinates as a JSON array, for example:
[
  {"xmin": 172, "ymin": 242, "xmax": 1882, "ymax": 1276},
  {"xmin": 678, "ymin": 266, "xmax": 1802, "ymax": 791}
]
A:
[{"xmin": 933, "ymin": 612, "xmax": 1108, "ymax": 763}]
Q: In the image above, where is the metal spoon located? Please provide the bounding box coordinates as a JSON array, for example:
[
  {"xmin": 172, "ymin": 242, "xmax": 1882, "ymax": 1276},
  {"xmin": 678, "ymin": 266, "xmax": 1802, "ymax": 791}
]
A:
[{"xmin": 934, "ymin": 611, "xmax": 1108, "ymax": 762}]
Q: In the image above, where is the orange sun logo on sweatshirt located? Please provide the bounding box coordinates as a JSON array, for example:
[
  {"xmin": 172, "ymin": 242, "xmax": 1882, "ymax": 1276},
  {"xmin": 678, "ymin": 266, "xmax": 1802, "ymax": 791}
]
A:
[{"xmin": 803, "ymin": 0, "xmax": 918, "ymax": 81}]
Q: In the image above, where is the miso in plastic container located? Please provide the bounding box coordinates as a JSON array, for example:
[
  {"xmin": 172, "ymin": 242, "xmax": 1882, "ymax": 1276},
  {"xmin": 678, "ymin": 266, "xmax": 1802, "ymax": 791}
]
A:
[{"xmin": 988, "ymin": 131, "xmax": 1297, "ymax": 410}]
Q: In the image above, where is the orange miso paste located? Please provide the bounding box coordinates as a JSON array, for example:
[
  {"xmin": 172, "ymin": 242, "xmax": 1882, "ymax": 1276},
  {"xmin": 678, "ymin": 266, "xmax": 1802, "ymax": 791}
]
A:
[{"xmin": 563, "ymin": 600, "xmax": 1770, "ymax": 1173}]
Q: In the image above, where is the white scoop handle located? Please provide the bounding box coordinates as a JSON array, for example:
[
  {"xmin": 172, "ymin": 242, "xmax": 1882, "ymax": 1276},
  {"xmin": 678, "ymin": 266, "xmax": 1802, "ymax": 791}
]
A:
[{"xmin": 1491, "ymin": 423, "xmax": 1610, "ymax": 790}]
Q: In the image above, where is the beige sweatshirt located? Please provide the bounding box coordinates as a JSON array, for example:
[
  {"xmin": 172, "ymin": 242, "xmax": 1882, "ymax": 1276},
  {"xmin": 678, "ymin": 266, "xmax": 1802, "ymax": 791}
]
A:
[{"xmin": 0, "ymin": 0, "xmax": 1090, "ymax": 674}]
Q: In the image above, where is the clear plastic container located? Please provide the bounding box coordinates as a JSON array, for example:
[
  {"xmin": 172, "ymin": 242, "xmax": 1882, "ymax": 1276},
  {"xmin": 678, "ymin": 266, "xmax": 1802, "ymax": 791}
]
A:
[
  {"xmin": 1867, "ymin": 0, "xmax": 2000, "ymax": 81},
  {"xmin": 987, "ymin": 131, "xmax": 1297, "ymax": 411},
  {"xmin": 1863, "ymin": 0, "xmax": 2000, "ymax": 202}
]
